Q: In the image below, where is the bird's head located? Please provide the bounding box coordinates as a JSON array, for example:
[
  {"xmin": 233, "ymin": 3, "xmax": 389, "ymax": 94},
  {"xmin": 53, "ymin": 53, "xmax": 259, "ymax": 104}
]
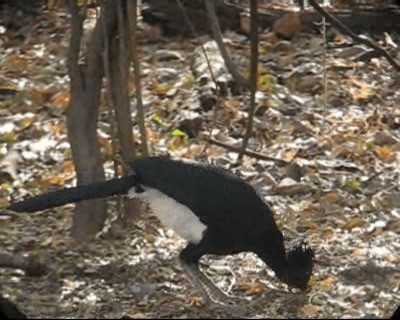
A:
[{"xmin": 277, "ymin": 240, "xmax": 315, "ymax": 291}]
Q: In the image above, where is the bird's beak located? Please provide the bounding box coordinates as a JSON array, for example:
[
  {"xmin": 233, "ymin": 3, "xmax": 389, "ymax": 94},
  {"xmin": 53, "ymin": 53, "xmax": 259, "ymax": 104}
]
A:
[{"xmin": 304, "ymin": 274, "xmax": 316, "ymax": 292}]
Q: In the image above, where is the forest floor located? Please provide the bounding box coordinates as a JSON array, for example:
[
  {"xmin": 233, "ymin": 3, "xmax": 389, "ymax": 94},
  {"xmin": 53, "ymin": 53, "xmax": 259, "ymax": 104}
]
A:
[{"xmin": 0, "ymin": 3, "xmax": 399, "ymax": 319}]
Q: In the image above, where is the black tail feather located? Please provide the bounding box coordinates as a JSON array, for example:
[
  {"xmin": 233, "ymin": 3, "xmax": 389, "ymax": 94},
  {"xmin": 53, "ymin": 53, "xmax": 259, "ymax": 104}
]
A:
[{"xmin": 6, "ymin": 175, "xmax": 136, "ymax": 213}]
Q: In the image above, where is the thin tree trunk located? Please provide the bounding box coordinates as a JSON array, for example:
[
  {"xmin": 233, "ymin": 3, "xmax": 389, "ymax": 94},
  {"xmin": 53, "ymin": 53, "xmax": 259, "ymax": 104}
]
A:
[
  {"xmin": 109, "ymin": 0, "xmax": 137, "ymax": 165},
  {"xmin": 67, "ymin": 0, "xmax": 120, "ymax": 241},
  {"xmin": 108, "ymin": 1, "xmax": 141, "ymax": 224},
  {"xmin": 132, "ymin": 0, "xmax": 148, "ymax": 156},
  {"xmin": 238, "ymin": 0, "xmax": 258, "ymax": 162}
]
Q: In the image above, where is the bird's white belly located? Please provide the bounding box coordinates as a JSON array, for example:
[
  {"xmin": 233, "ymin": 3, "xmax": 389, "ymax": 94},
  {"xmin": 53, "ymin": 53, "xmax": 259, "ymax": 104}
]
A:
[{"xmin": 128, "ymin": 187, "xmax": 207, "ymax": 244}]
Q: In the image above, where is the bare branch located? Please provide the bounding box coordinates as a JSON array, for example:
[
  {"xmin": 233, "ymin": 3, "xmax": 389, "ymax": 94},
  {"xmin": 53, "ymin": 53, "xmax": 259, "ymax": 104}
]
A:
[
  {"xmin": 308, "ymin": 0, "xmax": 400, "ymax": 72},
  {"xmin": 67, "ymin": 0, "xmax": 85, "ymax": 89},
  {"xmin": 204, "ymin": 0, "xmax": 248, "ymax": 89},
  {"xmin": 132, "ymin": 0, "xmax": 148, "ymax": 156},
  {"xmin": 238, "ymin": 0, "xmax": 259, "ymax": 162},
  {"xmin": 204, "ymin": 136, "xmax": 288, "ymax": 166}
]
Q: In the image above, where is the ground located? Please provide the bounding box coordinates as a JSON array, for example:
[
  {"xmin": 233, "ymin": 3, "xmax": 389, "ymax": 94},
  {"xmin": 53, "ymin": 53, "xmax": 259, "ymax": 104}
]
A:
[{"xmin": 0, "ymin": 3, "xmax": 399, "ymax": 319}]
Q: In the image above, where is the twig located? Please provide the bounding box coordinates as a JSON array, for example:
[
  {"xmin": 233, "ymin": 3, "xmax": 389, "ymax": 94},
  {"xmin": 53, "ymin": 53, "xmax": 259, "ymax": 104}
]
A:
[
  {"xmin": 99, "ymin": 0, "xmax": 118, "ymax": 173},
  {"xmin": 204, "ymin": 136, "xmax": 288, "ymax": 166},
  {"xmin": 321, "ymin": 16, "xmax": 328, "ymax": 135},
  {"xmin": 100, "ymin": 0, "xmax": 121, "ymax": 213},
  {"xmin": 204, "ymin": 0, "xmax": 248, "ymax": 89},
  {"xmin": 175, "ymin": 0, "xmax": 219, "ymax": 88},
  {"xmin": 132, "ymin": 0, "xmax": 148, "ymax": 156},
  {"xmin": 238, "ymin": 0, "xmax": 259, "ymax": 162},
  {"xmin": 175, "ymin": 0, "xmax": 220, "ymax": 162},
  {"xmin": 66, "ymin": 0, "xmax": 86, "ymax": 89},
  {"xmin": 307, "ymin": 0, "xmax": 400, "ymax": 72}
]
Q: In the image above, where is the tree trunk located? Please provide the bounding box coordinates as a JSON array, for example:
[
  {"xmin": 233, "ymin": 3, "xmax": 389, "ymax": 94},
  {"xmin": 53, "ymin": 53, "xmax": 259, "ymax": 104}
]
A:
[
  {"xmin": 109, "ymin": 24, "xmax": 136, "ymax": 165},
  {"xmin": 67, "ymin": 0, "xmax": 120, "ymax": 241},
  {"xmin": 67, "ymin": 84, "xmax": 106, "ymax": 241},
  {"xmin": 107, "ymin": 2, "xmax": 141, "ymax": 225}
]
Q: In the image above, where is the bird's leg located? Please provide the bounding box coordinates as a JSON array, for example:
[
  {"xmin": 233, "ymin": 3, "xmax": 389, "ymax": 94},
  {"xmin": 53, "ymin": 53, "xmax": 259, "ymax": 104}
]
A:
[
  {"xmin": 179, "ymin": 243, "xmax": 246, "ymax": 314},
  {"xmin": 179, "ymin": 243, "xmax": 225, "ymax": 305},
  {"xmin": 180, "ymin": 261, "xmax": 244, "ymax": 314},
  {"xmin": 179, "ymin": 243, "xmax": 238, "ymax": 305},
  {"xmin": 188, "ymin": 265, "xmax": 236, "ymax": 304},
  {"xmin": 179, "ymin": 261, "xmax": 215, "ymax": 306}
]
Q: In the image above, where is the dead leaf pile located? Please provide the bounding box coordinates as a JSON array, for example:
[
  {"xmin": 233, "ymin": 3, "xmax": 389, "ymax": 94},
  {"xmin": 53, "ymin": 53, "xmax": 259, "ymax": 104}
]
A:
[{"xmin": 0, "ymin": 3, "xmax": 399, "ymax": 319}]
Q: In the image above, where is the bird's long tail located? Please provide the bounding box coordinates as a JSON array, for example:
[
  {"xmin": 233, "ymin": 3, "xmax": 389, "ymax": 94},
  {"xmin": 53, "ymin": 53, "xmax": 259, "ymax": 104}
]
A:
[{"xmin": 4, "ymin": 175, "xmax": 136, "ymax": 213}]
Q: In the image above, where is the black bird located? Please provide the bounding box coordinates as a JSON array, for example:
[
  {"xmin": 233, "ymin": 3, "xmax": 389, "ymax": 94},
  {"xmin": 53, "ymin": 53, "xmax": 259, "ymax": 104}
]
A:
[
  {"xmin": 3, "ymin": 157, "xmax": 314, "ymax": 304},
  {"xmin": 391, "ymin": 305, "xmax": 400, "ymax": 319},
  {"xmin": 0, "ymin": 295, "xmax": 27, "ymax": 319}
]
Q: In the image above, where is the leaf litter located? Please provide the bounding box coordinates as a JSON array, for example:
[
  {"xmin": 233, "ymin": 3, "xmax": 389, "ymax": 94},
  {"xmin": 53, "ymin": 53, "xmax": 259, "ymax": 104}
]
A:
[{"xmin": 0, "ymin": 4, "xmax": 399, "ymax": 319}]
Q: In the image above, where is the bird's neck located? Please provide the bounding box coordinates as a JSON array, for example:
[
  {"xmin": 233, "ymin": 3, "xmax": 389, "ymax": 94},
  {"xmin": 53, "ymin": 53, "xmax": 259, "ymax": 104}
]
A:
[
  {"xmin": 258, "ymin": 248, "xmax": 290, "ymax": 276},
  {"xmin": 254, "ymin": 233, "xmax": 292, "ymax": 280}
]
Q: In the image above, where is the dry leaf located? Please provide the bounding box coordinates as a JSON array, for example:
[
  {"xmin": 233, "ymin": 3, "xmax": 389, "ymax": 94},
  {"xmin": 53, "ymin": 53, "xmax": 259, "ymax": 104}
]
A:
[
  {"xmin": 187, "ymin": 294, "xmax": 203, "ymax": 307},
  {"xmin": 373, "ymin": 145, "xmax": 392, "ymax": 160},
  {"xmin": 323, "ymin": 227, "xmax": 335, "ymax": 240},
  {"xmin": 40, "ymin": 173, "xmax": 65, "ymax": 185},
  {"xmin": 321, "ymin": 190, "xmax": 343, "ymax": 203},
  {"xmin": 319, "ymin": 276, "xmax": 336, "ymax": 290},
  {"xmin": 144, "ymin": 234, "xmax": 155, "ymax": 243},
  {"xmin": 273, "ymin": 11, "xmax": 301, "ymax": 40},
  {"xmin": 0, "ymin": 196, "xmax": 9, "ymax": 208},
  {"xmin": 348, "ymin": 76, "xmax": 375, "ymax": 100},
  {"xmin": 5, "ymin": 54, "xmax": 30, "ymax": 72},
  {"xmin": 301, "ymin": 200, "xmax": 320, "ymax": 216},
  {"xmin": 282, "ymin": 150, "xmax": 297, "ymax": 162},
  {"xmin": 386, "ymin": 220, "xmax": 400, "ymax": 232},
  {"xmin": 51, "ymin": 91, "xmax": 70, "ymax": 108},
  {"xmin": 98, "ymin": 136, "xmax": 113, "ymax": 155},
  {"xmin": 342, "ymin": 217, "xmax": 367, "ymax": 230},
  {"xmin": 352, "ymin": 248, "xmax": 363, "ymax": 256},
  {"xmin": 245, "ymin": 280, "xmax": 264, "ymax": 294},
  {"xmin": 238, "ymin": 278, "xmax": 265, "ymax": 294},
  {"xmin": 46, "ymin": 122, "xmax": 65, "ymax": 135},
  {"xmin": 28, "ymin": 87, "xmax": 52, "ymax": 105},
  {"xmin": 302, "ymin": 221, "xmax": 319, "ymax": 229},
  {"xmin": 301, "ymin": 304, "xmax": 320, "ymax": 317},
  {"xmin": 297, "ymin": 75, "xmax": 322, "ymax": 93},
  {"xmin": 62, "ymin": 160, "xmax": 75, "ymax": 175},
  {"xmin": 171, "ymin": 136, "xmax": 183, "ymax": 148}
]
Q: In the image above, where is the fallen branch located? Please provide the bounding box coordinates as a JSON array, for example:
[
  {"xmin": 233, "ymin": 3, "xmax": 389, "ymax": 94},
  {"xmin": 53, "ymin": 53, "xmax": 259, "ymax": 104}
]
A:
[
  {"xmin": 308, "ymin": 0, "xmax": 400, "ymax": 72},
  {"xmin": 204, "ymin": 136, "xmax": 288, "ymax": 166}
]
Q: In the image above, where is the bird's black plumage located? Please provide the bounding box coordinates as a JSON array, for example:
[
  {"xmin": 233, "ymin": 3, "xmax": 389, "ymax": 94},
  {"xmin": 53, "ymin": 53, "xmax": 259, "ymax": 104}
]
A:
[
  {"xmin": 0, "ymin": 295, "xmax": 26, "ymax": 319},
  {"xmin": 7, "ymin": 175, "xmax": 137, "ymax": 213},
  {"xmin": 391, "ymin": 305, "xmax": 400, "ymax": 319},
  {"xmin": 132, "ymin": 158, "xmax": 314, "ymax": 291},
  {"xmin": 2, "ymin": 156, "xmax": 314, "ymax": 303},
  {"xmin": 133, "ymin": 157, "xmax": 279, "ymax": 250}
]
